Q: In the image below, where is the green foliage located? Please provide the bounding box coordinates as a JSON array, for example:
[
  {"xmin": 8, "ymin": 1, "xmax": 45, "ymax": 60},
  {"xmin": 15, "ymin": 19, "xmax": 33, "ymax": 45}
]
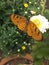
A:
[
  {"xmin": 34, "ymin": 59, "xmax": 43, "ymax": 65},
  {"xmin": 0, "ymin": 0, "xmax": 35, "ymax": 57},
  {"xmin": 18, "ymin": 64, "xmax": 23, "ymax": 65},
  {"xmin": 44, "ymin": 9, "xmax": 49, "ymax": 20}
]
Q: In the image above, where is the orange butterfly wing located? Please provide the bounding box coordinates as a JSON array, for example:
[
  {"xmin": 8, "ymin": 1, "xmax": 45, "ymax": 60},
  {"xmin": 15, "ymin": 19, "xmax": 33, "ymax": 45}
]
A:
[
  {"xmin": 10, "ymin": 14, "xmax": 42, "ymax": 41},
  {"xmin": 27, "ymin": 21, "xmax": 42, "ymax": 40},
  {"xmin": 10, "ymin": 14, "xmax": 27, "ymax": 31}
]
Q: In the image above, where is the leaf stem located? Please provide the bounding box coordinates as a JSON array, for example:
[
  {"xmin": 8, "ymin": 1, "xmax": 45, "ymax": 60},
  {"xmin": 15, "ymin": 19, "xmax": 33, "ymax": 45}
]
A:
[{"xmin": 40, "ymin": 0, "xmax": 46, "ymax": 15}]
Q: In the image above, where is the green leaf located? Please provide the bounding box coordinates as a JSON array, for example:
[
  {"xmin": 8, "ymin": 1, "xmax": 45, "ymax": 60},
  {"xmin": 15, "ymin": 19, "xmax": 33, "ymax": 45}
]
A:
[{"xmin": 34, "ymin": 60, "xmax": 43, "ymax": 65}]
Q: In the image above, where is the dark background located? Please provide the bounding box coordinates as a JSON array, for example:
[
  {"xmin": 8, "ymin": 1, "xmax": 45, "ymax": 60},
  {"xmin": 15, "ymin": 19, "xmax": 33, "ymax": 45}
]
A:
[{"xmin": 46, "ymin": 0, "xmax": 49, "ymax": 9}]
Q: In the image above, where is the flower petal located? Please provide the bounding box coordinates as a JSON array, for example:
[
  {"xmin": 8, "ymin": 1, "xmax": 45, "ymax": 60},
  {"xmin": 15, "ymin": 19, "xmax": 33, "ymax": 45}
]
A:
[{"xmin": 30, "ymin": 14, "xmax": 49, "ymax": 33}]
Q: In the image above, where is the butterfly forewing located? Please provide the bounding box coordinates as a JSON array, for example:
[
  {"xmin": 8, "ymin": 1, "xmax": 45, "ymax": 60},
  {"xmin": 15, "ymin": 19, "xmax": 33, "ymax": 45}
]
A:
[{"xmin": 10, "ymin": 14, "xmax": 27, "ymax": 31}]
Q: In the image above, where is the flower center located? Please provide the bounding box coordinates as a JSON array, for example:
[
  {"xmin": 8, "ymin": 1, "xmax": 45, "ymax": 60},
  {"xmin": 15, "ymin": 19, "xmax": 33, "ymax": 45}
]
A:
[
  {"xmin": 32, "ymin": 18, "xmax": 41, "ymax": 28},
  {"xmin": 22, "ymin": 46, "xmax": 26, "ymax": 50}
]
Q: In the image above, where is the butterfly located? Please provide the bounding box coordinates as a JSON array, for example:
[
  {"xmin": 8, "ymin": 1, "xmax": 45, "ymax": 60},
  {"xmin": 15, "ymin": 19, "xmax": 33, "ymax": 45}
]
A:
[{"xmin": 10, "ymin": 14, "xmax": 42, "ymax": 41}]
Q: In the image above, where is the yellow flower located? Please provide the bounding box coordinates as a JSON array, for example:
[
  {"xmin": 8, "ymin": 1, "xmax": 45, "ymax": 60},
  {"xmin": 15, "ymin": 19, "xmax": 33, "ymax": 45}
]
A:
[
  {"xmin": 22, "ymin": 46, "xmax": 26, "ymax": 50},
  {"xmin": 30, "ymin": 11, "xmax": 36, "ymax": 15},
  {"xmin": 24, "ymin": 3, "xmax": 29, "ymax": 8}
]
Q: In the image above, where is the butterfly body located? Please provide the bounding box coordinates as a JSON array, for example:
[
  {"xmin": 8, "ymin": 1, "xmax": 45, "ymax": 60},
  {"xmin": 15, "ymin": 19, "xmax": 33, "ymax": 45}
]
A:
[{"xmin": 10, "ymin": 14, "xmax": 42, "ymax": 41}]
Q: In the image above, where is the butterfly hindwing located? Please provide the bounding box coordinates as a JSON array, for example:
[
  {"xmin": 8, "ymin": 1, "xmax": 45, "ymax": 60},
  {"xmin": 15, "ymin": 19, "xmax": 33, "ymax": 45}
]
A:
[{"xmin": 27, "ymin": 21, "xmax": 42, "ymax": 40}]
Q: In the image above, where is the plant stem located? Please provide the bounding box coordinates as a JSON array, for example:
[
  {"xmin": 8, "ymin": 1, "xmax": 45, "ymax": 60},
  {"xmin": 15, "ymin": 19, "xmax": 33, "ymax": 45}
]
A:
[{"xmin": 40, "ymin": 0, "xmax": 46, "ymax": 15}]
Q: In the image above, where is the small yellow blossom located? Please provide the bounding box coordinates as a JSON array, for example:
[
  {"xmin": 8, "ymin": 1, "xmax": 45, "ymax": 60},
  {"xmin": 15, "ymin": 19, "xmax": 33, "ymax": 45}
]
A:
[
  {"xmin": 24, "ymin": 3, "xmax": 29, "ymax": 8},
  {"xmin": 22, "ymin": 46, "xmax": 26, "ymax": 50},
  {"xmin": 30, "ymin": 11, "xmax": 36, "ymax": 15}
]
